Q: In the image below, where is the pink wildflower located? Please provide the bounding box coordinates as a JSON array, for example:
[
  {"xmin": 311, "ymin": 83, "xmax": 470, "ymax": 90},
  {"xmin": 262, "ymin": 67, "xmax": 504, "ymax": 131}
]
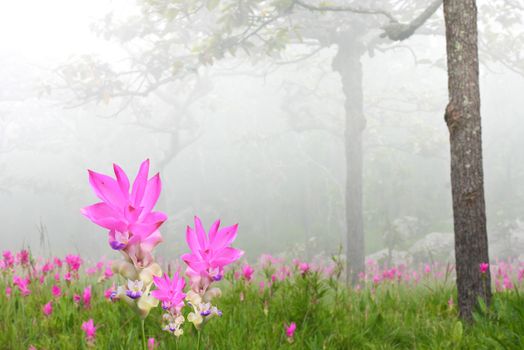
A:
[
  {"xmin": 3, "ymin": 251, "xmax": 14, "ymax": 269},
  {"xmin": 182, "ymin": 216, "xmax": 243, "ymax": 292},
  {"xmin": 81, "ymin": 159, "xmax": 166, "ymax": 268},
  {"xmin": 299, "ymin": 262, "xmax": 310, "ymax": 275},
  {"xmin": 51, "ymin": 285, "xmax": 62, "ymax": 298},
  {"xmin": 16, "ymin": 250, "xmax": 30, "ymax": 266},
  {"xmin": 147, "ymin": 338, "xmax": 156, "ymax": 350},
  {"xmin": 285, "ymin": 322, "xmax": 296, "ymax": 342},
  {"xmin": 42, "ymin": 301, "xmax": 53, "ymax": 317},
  {"xmin": 242, "ymin": 264, "xmax": 254, "ymax": 281},
  {"xmin": 479, "ymin": 263, "xmax": 489, "ymax": 274},
  {"xmin": 151, "ymin": 272, "xmax": 186, "ymax": 312},
  {"xmin": 81, "ymin": 319, "xmax": 97, "ymax": 342},
  {"xmin": 73, "ymin": 294, "xmax": 81, "ymax": 304},
  {"xmin": 83, "ymin": 286, "xmax": 92, "ymax": 308},
  {"xmin": 65, "ymin": 254, "xmax": 82, "ymax": 272},
  {"xmin": 53, "ymin": 257, "xmax": 63, "ymax": 268}
]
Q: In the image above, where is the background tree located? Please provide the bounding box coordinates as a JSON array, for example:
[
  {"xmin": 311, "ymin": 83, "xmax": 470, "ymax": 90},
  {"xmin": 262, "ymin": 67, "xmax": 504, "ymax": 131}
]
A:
[{"xmin": 443, "ymin": 0, "xmax": 491, "ymax": 320}]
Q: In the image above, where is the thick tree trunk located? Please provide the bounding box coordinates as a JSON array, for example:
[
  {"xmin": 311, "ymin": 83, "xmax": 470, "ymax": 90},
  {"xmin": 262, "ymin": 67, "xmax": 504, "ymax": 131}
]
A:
[
  {"xmin": 333, "ymin": 38, "xmax": 366, "ymax": 284},
  {"xmin": 443, "ymin": 0, "xmax": 491, "ymax": 321}
]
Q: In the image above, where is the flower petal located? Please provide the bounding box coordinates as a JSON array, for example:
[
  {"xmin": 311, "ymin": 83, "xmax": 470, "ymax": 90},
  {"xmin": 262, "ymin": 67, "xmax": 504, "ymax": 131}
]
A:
[
  {"xmin": 131, "ymin": 159, "xmax": 149, "ymax": 207},
  {"xmin": 81, "ymin": 203, "xmax": 126, "ymax": 231},
  {"xmin": 88, "ymin": 170, "xmax": 127, "ymax": 209},
  {"xmin": 139, "ymin": 173, "xmax": 162, "ymax": 218},
  {"xmin": 113, "ymin": 163, "xmax": 130, "ymax": 199}
]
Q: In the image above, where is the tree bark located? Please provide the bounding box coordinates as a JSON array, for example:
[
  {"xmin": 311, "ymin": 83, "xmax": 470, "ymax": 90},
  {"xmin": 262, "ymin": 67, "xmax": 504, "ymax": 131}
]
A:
[
  {"xmin": 333, "ymin": 37, "xmax": 366, "ymax": 284},
  {"xmin": 443, "ymin": 0, "xmax": 491, "ymax": 321}
]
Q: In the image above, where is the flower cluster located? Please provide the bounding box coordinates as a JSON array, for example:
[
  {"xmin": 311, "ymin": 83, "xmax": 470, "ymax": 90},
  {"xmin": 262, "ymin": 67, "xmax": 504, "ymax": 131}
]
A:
[
  {"xmin": 181, "ymin": 216, "xmax": 243, "ymax": 330},
  {"xmin": 81, "ymin": 160, "xmax": 244, "ymax": 341},
  {"xmin": 82, "ymin": 159, "xmax": 165, "ymax": 318}
]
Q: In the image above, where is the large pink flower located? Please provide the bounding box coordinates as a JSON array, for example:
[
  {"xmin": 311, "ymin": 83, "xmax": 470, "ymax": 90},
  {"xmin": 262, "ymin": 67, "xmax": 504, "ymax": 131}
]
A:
[
  {"xmin": 182, "ymin": 216, "xmax": 243, "ymax": 287},
  {"xmin": 81, "ymin": 159, "xmax": 166, "ymax": 267},
  {"xmin": 151, "ymin": 272, "xmax": 186, "ymax": 312}
]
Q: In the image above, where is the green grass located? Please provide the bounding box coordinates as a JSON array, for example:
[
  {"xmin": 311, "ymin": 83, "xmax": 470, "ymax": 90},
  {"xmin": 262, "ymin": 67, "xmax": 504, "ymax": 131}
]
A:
[{"xmin": 1, "ymin": 270, "xmax": 523, "ymax": 350}]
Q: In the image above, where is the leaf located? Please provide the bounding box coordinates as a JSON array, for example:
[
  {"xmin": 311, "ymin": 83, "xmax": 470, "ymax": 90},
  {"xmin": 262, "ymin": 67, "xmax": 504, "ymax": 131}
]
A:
[{"xmin": 452, "ymin": 321, "xmax": 463, "ymax": 344}]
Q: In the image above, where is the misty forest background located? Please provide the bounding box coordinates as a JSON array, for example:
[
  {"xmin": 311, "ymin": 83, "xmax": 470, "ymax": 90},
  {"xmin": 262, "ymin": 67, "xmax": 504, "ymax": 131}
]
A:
[{"xmin": 0, "ymin": 0, "xmax": 523, "ymax": 265}]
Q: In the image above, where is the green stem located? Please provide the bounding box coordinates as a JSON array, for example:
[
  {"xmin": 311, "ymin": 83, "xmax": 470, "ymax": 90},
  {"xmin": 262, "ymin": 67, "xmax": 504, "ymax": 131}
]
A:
[
  {"xmin": 197, "ymin": 329, "xmax": 201, "ymax": 350},
  {"xmin": 141, "ymin": 319, "xmax": 146, "ymax": 350}
]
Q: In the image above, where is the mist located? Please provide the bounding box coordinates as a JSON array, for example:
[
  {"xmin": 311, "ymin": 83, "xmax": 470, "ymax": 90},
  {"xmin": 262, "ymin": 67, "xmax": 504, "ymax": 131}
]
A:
[{"xmin": 1, "ymin": 0, "xmax": 523, "ymax": 267}]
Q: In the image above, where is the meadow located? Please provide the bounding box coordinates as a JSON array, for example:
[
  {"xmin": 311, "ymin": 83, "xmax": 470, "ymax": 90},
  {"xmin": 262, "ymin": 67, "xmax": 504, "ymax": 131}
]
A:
[{"xmin": 1, "ymin": 250, "xmax": 523, "ymax": 350}]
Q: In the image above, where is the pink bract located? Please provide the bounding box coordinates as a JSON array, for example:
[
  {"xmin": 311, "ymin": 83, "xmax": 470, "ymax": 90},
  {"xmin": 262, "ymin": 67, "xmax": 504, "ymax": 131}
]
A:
[
  {"xmin": 181, "ymin": 216, "xmax": 243, "ymax": 289},
  {"xmin": 151, "ymin": 272, "xmax": 186, "ymax": 312},
  {"xmin": 81, "ymin": 159, "xmax": 167, "ymax": 268}
]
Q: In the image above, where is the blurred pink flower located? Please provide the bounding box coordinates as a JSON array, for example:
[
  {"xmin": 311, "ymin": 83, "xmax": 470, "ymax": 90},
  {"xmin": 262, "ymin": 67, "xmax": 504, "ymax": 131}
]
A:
[
  {"xmin": 16, "ymin": 250, "xmax": 29, "ymax": 266},
  {"xmin": 104, "ymin": 284, "xmax": 116, "ymax": 300},
  {"xmin": 51, "ymin": 285, "xmax": 62, "ymax": 298},
  {"xmin": 81, "ymin": 319, "xmax": 97, "ymax": 342},
  {"xmin": 3, "ymin": 250, "xmax": 14, "ymax": 269},
  {"xmin": 42, "ymin": 301, "xmax": 53, "ymax": 317},
  {"xmin": 81, "ymin": 159, "xmax": 166, "ymax": 268},
  {"xmin": 147, "ymin": 337, "xmax": 156, "ymax": 350},
  {"xmin": 5, "ymin": 286, "xmax": 11, "ymax": 298},
  {"xmin": 285, "ymin": 322, "xmax": 296, "ymax": 340},
  {"xmin": 65, "ymin": 255, "xmax": 82, "ymax": 272},
  {"xmin": 242, "ymin": 264, "xmax": 254, "ymax": 281},
  {"xmin": 53, "ymin": 257, "xmax": 63, "ymax": 268},
  {"xmin": 73, "ymin": 294, "xmax": 81, "ymax": 304},
  {"xmin": 104, "ymin": 267, "xmax": 114, "ymax": 279},
  {"xmin": 479, "ymin": 263, "xmax": 489, "ymax": 274},
  {"xmin": 182, "ymin": 216, "xmax": 243, "ymax": 292},
  {"xmin": 13, "ymin": 275, "xmax": 31, "ymax": 296},
  {"xmin": 299, "ymin": 263, "xmax": 310, "ymax": 275},
  {"xmin": 83, "ymin": 286, "xmax": 92, "ymax": 308}
]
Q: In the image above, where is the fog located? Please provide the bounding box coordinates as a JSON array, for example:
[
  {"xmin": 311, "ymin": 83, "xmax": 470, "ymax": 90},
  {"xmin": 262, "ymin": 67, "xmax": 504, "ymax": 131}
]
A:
[{"xmin": 1, "ymin": 0, "xmax": 523, "ymax": 264}]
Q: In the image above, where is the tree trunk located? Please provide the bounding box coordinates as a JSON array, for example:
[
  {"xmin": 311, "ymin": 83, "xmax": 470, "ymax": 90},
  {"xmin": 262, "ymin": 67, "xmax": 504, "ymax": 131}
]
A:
[
  {"xmin": 333, "ymin": 37, "xmax": 366, "ymax": 284},
  {"xmin": 443, "ymin": 0, "xmax": 491, "ymax": 321}
]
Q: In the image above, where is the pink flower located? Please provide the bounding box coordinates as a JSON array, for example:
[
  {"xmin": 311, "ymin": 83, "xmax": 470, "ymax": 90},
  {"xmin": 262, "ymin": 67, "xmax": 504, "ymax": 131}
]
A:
[
  {"xmin": 104, "ymin": 284, "xmax": 116, "ymax": 300},
  {"xmin": 13, "ymin": 275, "xmax": 31, "ymax": 296},
  {"xmin": 5, "ymin": 286, "xmax": 11, "ymax": 298},
  {"xmin": 151, "ymin": 272, "xmax": 186, "ymax": 312},
  {"xmin": 51, "ymin": 285, "xmax": 62, "ymax": 298},
  {"xmin": 83, "ymin": 286, "xmax": 92, "ymax": 308},
  {"xmin": 104, "ymin": 267, "xmax": 113, "ymax": 279},
  {"xmin": 64, "ymin": 272, "xmax": 71, "ymax": 282},
  {"xmin": 16, "ymin": 250, "xmax": 29, "ymax": 266},
  {"xmin": 73, "ymin": 294, "xmax": 81, "ymax": 304},
  {"xmin": 81, "ymin": 319, "xmax": 97, "ymax": 342},
  {"xmin": 42, "ymin": 301, "xmax": 53, "ymax": 316},
  {"xmin": 3, "ymin": 250, "xmax": 14, "ymax": 268},
  {"xmin": 503, "ymin": 276, "xmax": 514, "ymax": 290},
  {"xmin": 285, "ymin": 322, "xmax": 296, "ymax": 339},
  {"xmin": 53, "ymin": 257, "xmax": 63, "ymax": 268},
  {"xmin": 81, "ymin": 159, "xmax": 167, "ymax": 268},
  {"xmin": 54, "ymin": 273, "xmax": 61, "ymax": 282},
  {"xmin": 65, "ymin": 255, "xmax": 82, "ymax": 272},
  {"xmin": 479, "ymin": 263, "xmax": 489, "ymax": 274},
  {"xmin": 182, "ymin": 216, "xmax": 243, "ymax": 291},
  {"xmin": 242, "ymin": 264, "xmax": 254, "ymax": 281},
  {"xmin": 147, "ymin": 338, "xmax": 156, "ymax": 350},
  {"xmin": 28, "ymin": 346, "xmax": 37, "ymax": 350},
  {"xmin": 299, "ymin": 263, "xmax": 310, "ymax": 275}
]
